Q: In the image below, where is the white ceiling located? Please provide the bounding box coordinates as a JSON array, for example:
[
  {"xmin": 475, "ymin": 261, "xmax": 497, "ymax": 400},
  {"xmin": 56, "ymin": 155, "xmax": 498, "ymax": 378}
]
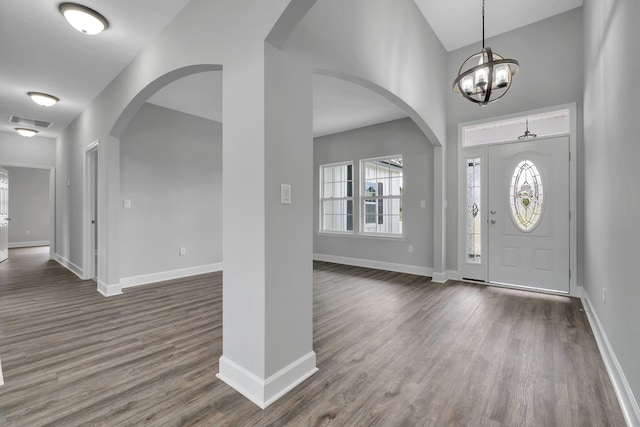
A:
[
  {"xmin": 0, "ymin": 0, "xmax": 191, "ymax": 138},
  {"xmin": 415, "ymin": 0, "xmax": 583, "ymax": 52},
  {"xmin": 0, "ymin": 0, "xmax": 582, "ymax": 142},
  {"xmin": 312, "ymin": 75, "xmax": 407, "ymax": 137}
]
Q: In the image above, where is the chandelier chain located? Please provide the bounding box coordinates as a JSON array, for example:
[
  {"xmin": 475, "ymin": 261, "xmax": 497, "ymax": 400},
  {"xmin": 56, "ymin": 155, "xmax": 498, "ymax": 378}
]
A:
[{"xmin": 482, "ymin": 0, "xmax": 485, "ymax": 49}]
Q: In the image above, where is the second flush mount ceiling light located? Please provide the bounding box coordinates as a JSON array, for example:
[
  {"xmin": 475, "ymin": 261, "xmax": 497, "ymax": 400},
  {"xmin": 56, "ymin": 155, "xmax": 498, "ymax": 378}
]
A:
[{"xmin": 59, "ymin": 2, "xmax": 109, "ymax": 35}]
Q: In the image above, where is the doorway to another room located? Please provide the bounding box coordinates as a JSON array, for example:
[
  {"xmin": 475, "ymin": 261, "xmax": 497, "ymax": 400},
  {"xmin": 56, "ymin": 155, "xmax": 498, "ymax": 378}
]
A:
[{"xmin": 0, "ymin": 165, "xmax": 55, "ymax": 263}]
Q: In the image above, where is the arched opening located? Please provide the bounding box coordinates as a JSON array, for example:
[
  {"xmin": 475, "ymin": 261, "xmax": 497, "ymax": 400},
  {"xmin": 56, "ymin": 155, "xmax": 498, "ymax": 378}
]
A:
[
  {"xmin": 95, "ymin": 64, "xmax": 222, "ymax": 295},
  {"xmin": 312, "ymin": 69, "xmax": 438, "ymax": 277}
]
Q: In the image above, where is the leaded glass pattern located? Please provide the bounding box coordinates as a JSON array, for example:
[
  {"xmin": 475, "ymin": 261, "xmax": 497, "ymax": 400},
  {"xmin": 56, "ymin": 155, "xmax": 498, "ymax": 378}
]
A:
[
  {"xmin": 510, "ymin": 160, "xmax": 544, "ymax": 232},
  {"xmin": 466, "ymin": 158, "xmax": 481, "ymax": 264}
]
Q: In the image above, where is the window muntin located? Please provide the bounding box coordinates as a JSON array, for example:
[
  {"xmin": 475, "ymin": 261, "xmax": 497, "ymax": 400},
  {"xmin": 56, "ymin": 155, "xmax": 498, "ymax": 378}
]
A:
[
  {"xmin": 466, "ymin": 158, "xmax": 481, "ymax": 264},
  {"xmin": 361, "ymin": 156, "xmax": 403, "ymax": 235},
  {"xmin": 510, "ymin": 160, "xmax": 544, "ymax": 232},
  {"xmin": 320, "ymin": 162, "xmax": 353, "ymax": 233}
]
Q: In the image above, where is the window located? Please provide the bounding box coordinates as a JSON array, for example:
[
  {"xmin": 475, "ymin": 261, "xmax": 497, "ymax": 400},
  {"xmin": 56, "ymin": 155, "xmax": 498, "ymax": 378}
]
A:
[
  {"xmin": 320, "ymin": 162, "xmax": 353, "ymax": 232},
  {"xmin": 466, "ymin": 158, "xmax": 481, "ymax": 264},
  {"xmin": 510, "ymin": 160, "xmax": 544, "ymax": 232},
  {"xmin": 361, "ymin": 156, "xmax": 403, "ymax": 235}
]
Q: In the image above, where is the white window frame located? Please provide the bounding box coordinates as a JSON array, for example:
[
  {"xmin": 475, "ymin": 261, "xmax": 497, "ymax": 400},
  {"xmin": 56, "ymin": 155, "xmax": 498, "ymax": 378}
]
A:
[
  {"xmin": 359, "ymin": 155, "xmax": 403, "ymax": 236},
  {"xmin": 319, "ymin": 161, "xmax": 354, "ymax": 234}
]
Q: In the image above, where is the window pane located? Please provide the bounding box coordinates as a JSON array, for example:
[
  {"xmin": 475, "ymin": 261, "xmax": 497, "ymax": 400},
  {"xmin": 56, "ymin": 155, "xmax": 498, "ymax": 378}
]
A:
[
  {"xmin": 321, "ymin": 162, "xmax": 354, "ymax": 233},
  {"xmin": 466, "ymin": 158, "xmax": 481, "ymax": 264},
  {"xmin": 360, "ymin": 156, "xmax": 403, "ymax": 235},
  {"xmin": 510, "ymin": 160, "xmax": 544, "ymax": 232}
]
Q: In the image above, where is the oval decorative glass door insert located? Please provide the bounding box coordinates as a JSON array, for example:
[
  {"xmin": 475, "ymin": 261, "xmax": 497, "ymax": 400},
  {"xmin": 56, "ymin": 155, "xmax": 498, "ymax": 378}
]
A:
[{"xmin": 510, "ymin": 160, "xmax": 543, "ymax": 231}]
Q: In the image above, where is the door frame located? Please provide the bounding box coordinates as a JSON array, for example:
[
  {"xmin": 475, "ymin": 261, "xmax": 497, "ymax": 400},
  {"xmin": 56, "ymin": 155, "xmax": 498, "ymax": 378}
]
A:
[
  {"xmin": 83, "ymin": 141, "xmax": 99, "ymax": 280},
  {"xmin": 0, "ymin": 163, "xmax": 56, "ymax": 261},
  {"xmin": 456, "ymin": 103, "xmax": 578, "ymax": 297}
]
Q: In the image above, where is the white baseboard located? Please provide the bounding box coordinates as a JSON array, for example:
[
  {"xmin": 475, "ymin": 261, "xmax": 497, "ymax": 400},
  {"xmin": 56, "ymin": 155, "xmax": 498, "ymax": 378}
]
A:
[
  {"xmin": 314, "ymin": 253, "xmax": 432, "ymax": 277},
  {"xmin": 447, "ymin": 270, "xmax": 463, "ymax": 281},
  {"xmin": 97, "ymin": 280, "xmax": 123, "ymax": 297},
  {"xmin": 0, "ymin": 357, "xmax": 4, "ymax": 386},
  {"xmin": 53, "ymin": 253, "xmax": 83, "ymax": 279},
  {"xmin": 217, "ymin": 352, "xmax": 318, "ymax": 409},
  {"xmin": 9, "ymin": 240, "xmax": 49, "ymax": 248},
  {"xmin": 582, "ymin": 292, "xmax": 640, "ymax": 427},
  {"xmin": 120, "ymin": 263, "xmax": 223, "ymax": 289},
  {"xmin": 431, "ymin": 271, "xmax": 447, "ymax": 283}
]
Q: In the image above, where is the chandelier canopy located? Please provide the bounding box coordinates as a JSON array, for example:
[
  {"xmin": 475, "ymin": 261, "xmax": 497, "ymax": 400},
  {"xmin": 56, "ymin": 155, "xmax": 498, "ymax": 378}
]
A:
[{"xmin": 452, "ymin": 0, "xmax": 519, "ymax": 106}]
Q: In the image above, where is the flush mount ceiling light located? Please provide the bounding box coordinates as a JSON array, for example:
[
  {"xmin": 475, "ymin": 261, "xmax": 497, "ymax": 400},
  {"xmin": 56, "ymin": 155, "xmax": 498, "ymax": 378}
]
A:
[
  {"xmin": 518, "ymin": 119, "xmax": 537, "ymax": 139},
  {"xmin": 59, "ymin": 2, "xmax": 109, "ymax": 35},
  {"xmin": 15, "ymin": 128, "xmax": 39, "ymax": 138},
  {"xmin": 452, "ymin": 0, "xmax": 519, "ymax": 106},
  {"xmin": 28, "ymin": 92, "xmax": 60, "ymax": 107}
]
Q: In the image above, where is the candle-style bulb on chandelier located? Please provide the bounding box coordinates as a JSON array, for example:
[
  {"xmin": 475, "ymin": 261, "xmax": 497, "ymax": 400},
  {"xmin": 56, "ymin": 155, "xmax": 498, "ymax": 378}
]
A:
[{"xmin": 452, "ymin": 0, "xmax": 519, "ymax": 106}]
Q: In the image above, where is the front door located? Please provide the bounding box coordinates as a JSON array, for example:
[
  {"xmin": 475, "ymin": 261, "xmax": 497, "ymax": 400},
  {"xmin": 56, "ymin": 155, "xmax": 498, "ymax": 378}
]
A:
[
  {"xmin": 488, "ymin": 136, "xmax": 570, "ymax": 293},
  {"xmin": 0, "ymin": 167, "xmax": 9, "ymax": 263}
]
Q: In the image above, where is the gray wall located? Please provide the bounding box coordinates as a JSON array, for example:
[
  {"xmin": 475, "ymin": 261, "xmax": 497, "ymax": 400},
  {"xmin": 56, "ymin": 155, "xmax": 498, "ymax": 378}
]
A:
[
  {"xmin": 445, "ymin": 8, "xmax": 584, "ymax": 272},
  {"xmin": 583, "ymin": 0, "xmax": 640, "ymax": 417},
  {"xmin": 119, "ymin": 103, "xmax": 222, "ymax": 279},
  {"xmin": 314, "ymin": 118, "xmax": 434, "ymax": 271},
  {"xmin": 0, "ymin": 130, "xmax": 55, "ymax": 168},
  {"xmin": 4, "ymin": 166, "xmax": 50, "ymax": 245}
]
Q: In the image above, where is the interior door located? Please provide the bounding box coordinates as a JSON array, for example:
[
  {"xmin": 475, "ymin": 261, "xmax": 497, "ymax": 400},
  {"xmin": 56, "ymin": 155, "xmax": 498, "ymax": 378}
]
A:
[
  {"xmin": 0, "ymin": 167, "xmax": 9, "ymax": 263},
  {"xmin": 488, "ymin": 136, "xmax": 569, "ymax": 293}
]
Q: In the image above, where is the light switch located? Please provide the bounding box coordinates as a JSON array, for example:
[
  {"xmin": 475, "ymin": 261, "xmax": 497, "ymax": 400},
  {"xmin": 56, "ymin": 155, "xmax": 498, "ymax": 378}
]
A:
[
  {"xmin": 123, "ymin": 199, "xmax": 131, "ymax": 209},
  {"xmin": 420, "ymin": 200, "xmax": 426, "ymax": 209},
  {"xmin": 281, "ymin": 184, "xmax": 291, "ymax": 205}
]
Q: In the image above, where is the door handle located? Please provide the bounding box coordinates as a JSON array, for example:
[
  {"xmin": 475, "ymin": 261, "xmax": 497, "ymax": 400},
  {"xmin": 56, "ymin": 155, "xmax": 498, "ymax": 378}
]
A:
[
  {"xmin": 490, "ymin": 219, "xmax": 496, "ymax": 224},
  {"xmin": 6, "ymin": 217, "xmax": 11, "ymax": 221},
  {"xmin": 490, "ymin": 210, "xmax": 496, "ymax": 215}
]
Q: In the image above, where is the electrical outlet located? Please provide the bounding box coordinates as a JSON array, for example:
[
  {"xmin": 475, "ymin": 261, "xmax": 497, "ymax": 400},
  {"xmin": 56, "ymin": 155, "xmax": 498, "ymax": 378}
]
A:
[
  {"xmin": 179, "ymin": 247, "xmax": 186, "ymax": 256},
  {"xmin": 408, "ymin": 245, "xmax": 414, "ymax": 253},
  {"xmin": 602, "ymin": 288, "xmax": 606, "ymax": 304},
  {"xmin": 25, "ymin": 230, "xmax": 31, "ymax": 235}
]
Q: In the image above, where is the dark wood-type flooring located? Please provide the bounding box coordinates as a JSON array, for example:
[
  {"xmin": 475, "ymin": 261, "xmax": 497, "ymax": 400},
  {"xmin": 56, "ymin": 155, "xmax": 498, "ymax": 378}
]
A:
[{"xmin": 0, "ymin": 247, "xmax": 625, "ymax": 426}]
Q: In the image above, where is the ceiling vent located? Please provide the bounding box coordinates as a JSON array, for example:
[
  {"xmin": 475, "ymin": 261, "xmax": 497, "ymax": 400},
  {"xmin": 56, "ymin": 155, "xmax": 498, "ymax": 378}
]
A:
[{"xmin": 9, "ymin": 115, "xmax": 52, "ymax": 128}]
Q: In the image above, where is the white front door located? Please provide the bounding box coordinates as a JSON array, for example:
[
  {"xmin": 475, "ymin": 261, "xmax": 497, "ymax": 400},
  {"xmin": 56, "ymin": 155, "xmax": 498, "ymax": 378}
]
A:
[
  {"xmin": 0, "ymin": 167, "xmax": 9, "ymax": 263},
  {"xmin": 488, "ymin": 136, "xmax": 570, "ymax": 293}
]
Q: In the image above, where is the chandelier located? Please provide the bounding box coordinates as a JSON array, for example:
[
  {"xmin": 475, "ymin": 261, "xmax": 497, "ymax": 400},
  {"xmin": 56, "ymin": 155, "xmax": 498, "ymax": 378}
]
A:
[{"xmin": 452, "ymin": 0, "xmax": 519, "ymax": 106}]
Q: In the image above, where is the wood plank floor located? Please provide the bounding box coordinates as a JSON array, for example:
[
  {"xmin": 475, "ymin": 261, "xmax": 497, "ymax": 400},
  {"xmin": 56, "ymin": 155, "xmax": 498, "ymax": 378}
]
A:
[{"xmin": 0, "ymin": 247, "xmax": 625, "ymax": 426}]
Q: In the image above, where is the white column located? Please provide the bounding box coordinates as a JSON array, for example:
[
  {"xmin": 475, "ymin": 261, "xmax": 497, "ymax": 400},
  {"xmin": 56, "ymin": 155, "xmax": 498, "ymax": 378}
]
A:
[
  {"xmin": 432, "ymin": 144, "xmax": 447, "ymax": 282},
  {"xmin": 217, "ymin": 42, "xmax": 317, "ymax": 409},
  {"xmin": 97, "ymin": 135, "xmax": 122, "ymax": 296}
]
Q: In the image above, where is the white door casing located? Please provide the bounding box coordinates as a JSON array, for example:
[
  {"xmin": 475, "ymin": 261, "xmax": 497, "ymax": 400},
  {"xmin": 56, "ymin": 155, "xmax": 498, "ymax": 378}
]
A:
[
  {"xmin": 488, "ymin": 136, "xmax": 570, "ymax": 293},
  {"xmin": 0, "ymin": 167, "xmax": 8, "ymax": 263}
]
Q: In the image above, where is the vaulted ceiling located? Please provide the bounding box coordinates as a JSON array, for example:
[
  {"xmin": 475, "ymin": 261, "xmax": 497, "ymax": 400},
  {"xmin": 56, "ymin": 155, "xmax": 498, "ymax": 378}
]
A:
[{"xmin": 0, "ymin": 0, "xmax": 582, "ymax": 140}]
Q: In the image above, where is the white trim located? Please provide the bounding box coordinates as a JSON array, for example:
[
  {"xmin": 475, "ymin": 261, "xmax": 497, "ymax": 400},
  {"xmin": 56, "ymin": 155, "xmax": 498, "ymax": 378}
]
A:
[
  {"xmin": 120, "ymin": 263, "xmax": 223, "ymax": 288},
  {"xmin": 314, "ymin": 253, "xmax": 432, "ymax": 277},
  {"xmin": 0, "ymin": 357, "xmax": 3, "ymax": 386},
  {"xmin": 447, "ymin": 270, "xmax": 463, "ymax": 281},
  {"xmin": 217, "ymin": 352, "xmax": 318, "ymax": 409},
  {"xmin": 9, "ymin": 241, "xmax": 50, "ymax": 248},
  {"xmin": 54, "ymin": 253, "xmax": 84, "ymax": 279},
  {"xmin": 582, "ymin": 292, "xmax": 640, "ymax": 427},
  {"xmin": 97, "ymin": 280, "xmax": 122, "ymax": 297},
  {"xmin": 431, "ymin": 271, "xmax": 448, "ymax": 283},
  {"xmin": 83, "ymin": 141, "xmax": 99, "ymax": 281}
]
